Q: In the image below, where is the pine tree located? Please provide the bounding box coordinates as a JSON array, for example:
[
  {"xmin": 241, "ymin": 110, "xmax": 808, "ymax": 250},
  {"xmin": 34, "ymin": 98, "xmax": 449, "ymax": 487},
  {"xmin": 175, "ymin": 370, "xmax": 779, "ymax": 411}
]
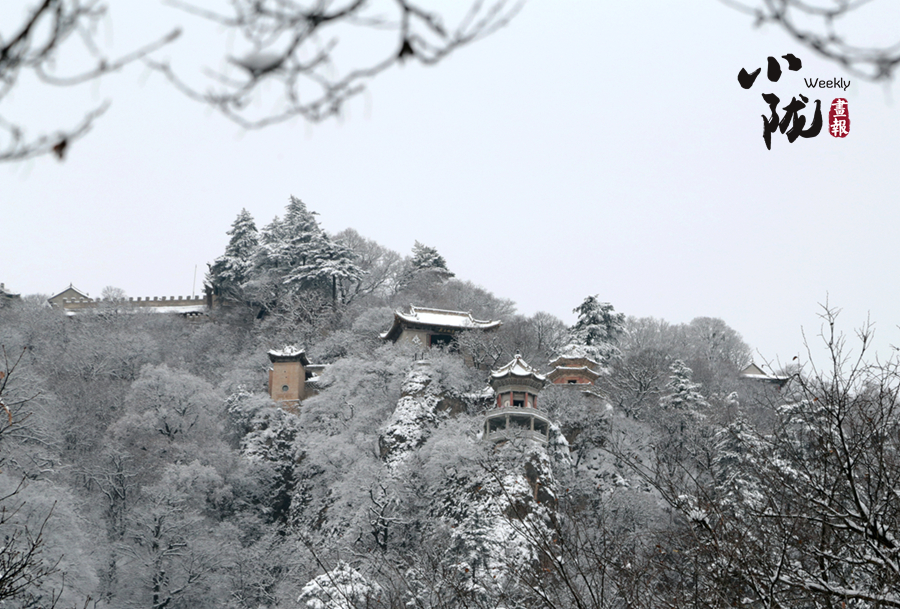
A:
[
  {"xmin": 395, "ymin": 241, "xmax": 454, "ymax": 295},
  {"xmin": 711, "ymin": 417, "xmax": 769, "ymax": 514},
  {"xmin": 256, "ymin": 197, "xmax": 322, "ymax": 272},
  {"xmin": 410, "ymin": 241, "xmax": 453, "ymax": 276},
  {"xmin": 566, "ymin": 295, "xmax": 625, "ymax": 363},
  {"xmin": 253, "ymin": 196, "xmax": 363, "ymax": 307},
  {"xmin": 660, "ymin": 359, "xmax": 709, "ymax": 417},
  {"xmin": 654, "ymin": 359, "xmax": 710, "ymax": 472},
  {"xmin": 207, "ymin": 208, "xmax": 259, "ymax": 299}
]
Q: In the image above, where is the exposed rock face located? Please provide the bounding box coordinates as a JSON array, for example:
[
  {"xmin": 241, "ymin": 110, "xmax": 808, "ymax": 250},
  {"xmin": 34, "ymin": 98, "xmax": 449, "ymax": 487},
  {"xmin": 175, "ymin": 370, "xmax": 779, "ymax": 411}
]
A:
[
  {"xmin": 378, "ymin": 361, "xmax": 444, "ymax": 466},
  {"xmin": 291, "ymin": 358, "xmax": 578, "ymax": 606}
]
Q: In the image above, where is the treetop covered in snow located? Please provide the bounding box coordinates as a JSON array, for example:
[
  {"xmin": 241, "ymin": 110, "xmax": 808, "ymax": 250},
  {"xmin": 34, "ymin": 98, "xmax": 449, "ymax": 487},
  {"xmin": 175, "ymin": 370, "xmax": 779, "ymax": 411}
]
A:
[
  {"xmin": 567, "ymin": 296, "xmax": 626, "ymax": 363},
  {"xmin": 410, "ymin": 240, "xmax": 453, "ymax": 276}
]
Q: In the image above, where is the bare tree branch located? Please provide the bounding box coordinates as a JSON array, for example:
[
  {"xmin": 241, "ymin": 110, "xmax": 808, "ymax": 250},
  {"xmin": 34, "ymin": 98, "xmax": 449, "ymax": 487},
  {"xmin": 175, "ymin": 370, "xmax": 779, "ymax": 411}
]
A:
[
  {"xmin": 0, "ymin": 1, "xmax": 178, "ymax": 162},
  {"xmin": 724, "ymin": 0, "xmax": 900, "ymax": 81},
  {"xmin": 147, "ymin": 0, "xmax": 522, "ymax": 129}
]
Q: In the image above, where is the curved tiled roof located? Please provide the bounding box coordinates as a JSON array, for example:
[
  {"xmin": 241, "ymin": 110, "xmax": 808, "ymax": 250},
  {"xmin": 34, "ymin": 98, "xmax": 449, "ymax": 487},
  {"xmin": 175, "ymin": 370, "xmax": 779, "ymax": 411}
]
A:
[
  {"xmin": 380, "ymin": 305, "xmax": 501, "ymax": 340},
  {"xmin": 267, "ymin": 346, "xmax": 310, "ymax": 365},
  {"xmin": 490, "ymin": 353, "xmax": 546, "ymax": 383}
]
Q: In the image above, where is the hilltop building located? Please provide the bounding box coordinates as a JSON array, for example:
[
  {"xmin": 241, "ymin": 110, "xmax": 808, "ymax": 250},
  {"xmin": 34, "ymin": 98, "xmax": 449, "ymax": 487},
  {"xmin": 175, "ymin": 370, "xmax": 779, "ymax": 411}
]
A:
[
  {"xmin": 380, "ymin": 305, "xmax": 501, "ymax": 348},
  {"xmin": 483, "ymin": 353, "xmax": 551, "ymax": 444},
  {"xmin": 47, "ymin": 284, "xmax": 90, "ymax": 308}
]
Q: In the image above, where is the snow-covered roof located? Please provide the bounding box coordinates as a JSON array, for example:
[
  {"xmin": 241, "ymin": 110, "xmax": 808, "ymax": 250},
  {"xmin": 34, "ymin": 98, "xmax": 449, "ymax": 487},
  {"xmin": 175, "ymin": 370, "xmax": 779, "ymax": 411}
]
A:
[
  {"xmin": 739, "ymin": 363, "xmax": 790, "ymax": 383},
  {"xmin": 549, "ymin": 344, "xmax": 601, "ymax": 368},
  {"xmin": 63, "ymin": 303, "xmax": 208, "ymax": 317},
  {"xmin": 0, "ymin": 283, "xmax": 19, "ymax": 299},
  {"xmin": 267, "ymin": 346, "xmax": 310, "ymax": 365},
  {"xmin": 268, "ymin": 345, "xmax": 304, "ymax": 357},
  {"xmin": 491, "ymin": 353, "xmax": 547, "ymax": 383},
  {"xmin": 547, "ymin": 365, "xmax": 602, "ymax": 382},
  {"xmin": 48, "ymin": 284, "xmax": 89, "ymax": 305},
  {"xmin": 380, "ymin": 305, "xmax": 501, "ymax": 340}
]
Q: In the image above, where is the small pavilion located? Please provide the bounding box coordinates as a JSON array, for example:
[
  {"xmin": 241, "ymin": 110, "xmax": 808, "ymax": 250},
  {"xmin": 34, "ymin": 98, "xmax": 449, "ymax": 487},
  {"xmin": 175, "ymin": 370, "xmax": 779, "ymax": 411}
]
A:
[{"xmin": 483, "ymin": 353, "xmax": 551, "ymax": 444}]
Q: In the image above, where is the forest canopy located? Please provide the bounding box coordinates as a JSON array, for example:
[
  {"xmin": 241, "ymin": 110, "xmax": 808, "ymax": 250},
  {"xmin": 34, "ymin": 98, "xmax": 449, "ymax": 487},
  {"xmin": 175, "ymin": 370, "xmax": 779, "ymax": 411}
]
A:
[{"xmin": 1, "ymin": 198, "xmax": 891, "ymax": 609}]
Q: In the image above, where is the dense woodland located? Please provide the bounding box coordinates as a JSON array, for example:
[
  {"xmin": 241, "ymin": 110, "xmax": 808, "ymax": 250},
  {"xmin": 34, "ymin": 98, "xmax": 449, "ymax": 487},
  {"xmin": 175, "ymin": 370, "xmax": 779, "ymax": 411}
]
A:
[{"xmin": 1, "ymin": 198, "xmax": 899, "ymax": 609}]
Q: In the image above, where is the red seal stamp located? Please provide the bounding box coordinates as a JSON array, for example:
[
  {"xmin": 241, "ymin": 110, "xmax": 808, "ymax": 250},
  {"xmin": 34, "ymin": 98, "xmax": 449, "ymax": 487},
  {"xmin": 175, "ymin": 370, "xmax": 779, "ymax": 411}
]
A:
[{"xmin": 829, "ymin": 98, "xmax": 849, "ymax": 138}]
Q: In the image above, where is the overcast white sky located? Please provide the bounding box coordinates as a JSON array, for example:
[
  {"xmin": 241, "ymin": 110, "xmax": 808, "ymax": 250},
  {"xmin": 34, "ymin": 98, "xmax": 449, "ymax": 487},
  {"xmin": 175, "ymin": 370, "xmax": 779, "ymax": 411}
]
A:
[{"xmin": 3, "ymin": 1, "xmax": 900, "ymax": 368}]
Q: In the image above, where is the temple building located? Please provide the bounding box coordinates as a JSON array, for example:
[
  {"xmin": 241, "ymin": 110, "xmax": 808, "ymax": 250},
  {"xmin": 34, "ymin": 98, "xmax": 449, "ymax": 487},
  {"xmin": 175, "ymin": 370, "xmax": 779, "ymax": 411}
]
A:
[
  {"xmin": 380, "ymin": 305, "xmax": 501, "ymax": 348},
  {"xmin": 546, "ymin": 352, "xmax": 601, "ymax": 386},
  {"xmin": 267, "ymin": 346, "xmax": 323, "ymax": 409},
  {"xmin": 483, "ymin": 353, "xmax": 551, "ymax": 444}
]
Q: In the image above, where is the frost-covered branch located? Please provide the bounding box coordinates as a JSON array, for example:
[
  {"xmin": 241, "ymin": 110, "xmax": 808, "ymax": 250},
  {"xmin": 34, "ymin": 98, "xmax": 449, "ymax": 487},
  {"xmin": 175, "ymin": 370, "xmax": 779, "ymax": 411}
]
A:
[
  {"xmin": 148, "ymin": 0, "xmax": 522, "ymax": 129},
  {"xmin": 724, "ymin": 0, "xmax": 900, "ymax": 81},
  {"xmin": 0, "ymin": 1, "xmax": 179, "ymax": 161}
]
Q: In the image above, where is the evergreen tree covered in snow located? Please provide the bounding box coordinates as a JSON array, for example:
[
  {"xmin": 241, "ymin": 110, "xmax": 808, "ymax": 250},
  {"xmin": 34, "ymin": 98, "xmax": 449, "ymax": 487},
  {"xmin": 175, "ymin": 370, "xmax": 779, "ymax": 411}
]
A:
[
  {"xmin": 247, "ymin": 196, "xmax": 364, "ymax": 309},
  {"xmin": 660, "ymin": 360, "xmax": 708, "ymax": 418},
  {"xmin": 410, "ymin": 240, "xmax": 453, "ymax": 276},
  {"xmin": 397, "ymin": 241, "xmax": 455, "ymax": 293},
  {"xmin": 207, "ymin": 208, "xmax": 258, "ymax": 299},
  {"xmin": 711, "ymin": 417, "xmax": 769, "ymax": 514},
  {"xmin": 565, "ymin": 295, "xmax": 625, "ymax": 364},
  {"xmin": 655, "ymin": 359, "xmax": 710, "ymax": 469},
  {"xmin": 291, "ymin": 237, "xmax": 365, "ymax": 305}
]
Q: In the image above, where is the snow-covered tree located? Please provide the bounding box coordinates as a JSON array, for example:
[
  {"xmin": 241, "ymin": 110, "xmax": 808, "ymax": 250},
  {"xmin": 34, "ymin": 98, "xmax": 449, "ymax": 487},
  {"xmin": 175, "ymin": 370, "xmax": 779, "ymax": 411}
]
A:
[
  {"xmin": 119, "ymin": 463, "xmax": 237, "ymax": 609},
  {"xmin": 565, "ymin": 295, "xmax": 625, "ymax": 364},
  {"xmin": 410, "ymin": 241, "xmax": 453, "ymax": 277},
  {"xmin": 208, "ymin": 208, "xmax": 259, "ymax": 300},
  {"xmin": 649, "ymin": 360, "xmax": 711, "ymax": 476},
  {"xmin": 659, "ymin": 360, "xmax": 708, "ymax": 418},
  {"xmin": 250, "ymin": 197, "xmax": 363, "ymax": 309},
  {"xmin": 291, "ymin": 237, "xmax": 365, "ymax": 305},
  {"xmin": 333, "ymin": 228, "xmax": 404, "ymax": 302},
  {"xmin": 395, "ymin": 241, "xmax": 455, "ymax": 295},
  {"xmin": 108, "ymin": 364, "xmax": 225, "ymax": 480},
  {"xmin": 710, "ymin": 416, "xmax": 769, "ymax": 514},
  {"xmin": 297, "ymin": 561, "xmax": 381, "ymax": 609}
]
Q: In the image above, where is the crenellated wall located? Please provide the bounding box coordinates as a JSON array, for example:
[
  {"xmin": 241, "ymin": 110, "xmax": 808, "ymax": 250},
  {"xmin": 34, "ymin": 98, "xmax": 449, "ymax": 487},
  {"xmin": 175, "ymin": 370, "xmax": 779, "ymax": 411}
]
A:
[{"xmin": 60, "ymin": 294, "xmax": 207, "ymax": 309}]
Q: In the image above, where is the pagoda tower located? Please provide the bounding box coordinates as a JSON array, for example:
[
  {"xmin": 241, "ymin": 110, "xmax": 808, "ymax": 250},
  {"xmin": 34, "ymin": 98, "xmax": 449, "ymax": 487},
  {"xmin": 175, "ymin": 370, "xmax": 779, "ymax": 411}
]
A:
[
  {"xmin": 546, "ymin": 349, "xmax": 601, "ymax": 386},
  {"xmin": 484, "ymin": 353, "xmax": 551, "ymax": 444}
]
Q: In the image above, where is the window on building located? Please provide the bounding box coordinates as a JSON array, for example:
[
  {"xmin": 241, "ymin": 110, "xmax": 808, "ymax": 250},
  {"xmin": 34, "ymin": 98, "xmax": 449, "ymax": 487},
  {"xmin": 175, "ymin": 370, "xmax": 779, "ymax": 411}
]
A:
[
  {"xmin": 281, "ymin": 385, "xmax": 290, "ymax": 392},
  {"xmin": 567, "ymin": 379, "xmax": 578, "ymax": 384}
]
